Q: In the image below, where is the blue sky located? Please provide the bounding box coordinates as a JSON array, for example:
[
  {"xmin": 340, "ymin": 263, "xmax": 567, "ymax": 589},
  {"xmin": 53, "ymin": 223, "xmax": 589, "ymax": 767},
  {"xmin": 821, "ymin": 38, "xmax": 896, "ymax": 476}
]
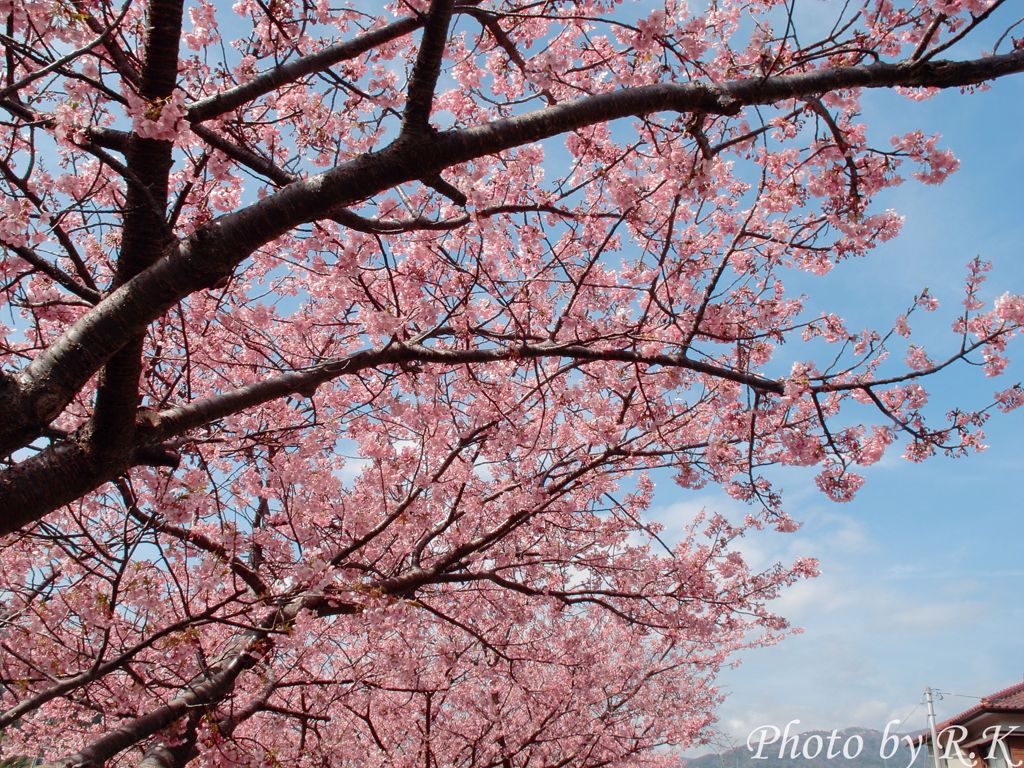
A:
[{"xmin": 658, "ymin": 37, "xmax": 1024, "ymax": 751}]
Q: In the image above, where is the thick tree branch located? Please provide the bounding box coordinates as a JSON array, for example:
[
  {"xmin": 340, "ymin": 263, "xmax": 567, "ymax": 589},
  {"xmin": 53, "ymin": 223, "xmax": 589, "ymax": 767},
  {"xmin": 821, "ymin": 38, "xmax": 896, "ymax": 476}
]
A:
[
  {"xmin": 0, "ymin": 337, "xmax": 779, "ymax": 535},
  {"xmin": 89, "ymin": 0, "xmax": 184, "ymax": 457},
  {"xmin": 190, "ymin": 123, "xmax": 294, "ymax": 186},
  {"xmin": 148, "ymin": 341, "xmax": 783, "ymax": 442},
  {"xmin": 186, "ymin": 16, "xmax": 424, "ymax": 123},
  {"xmin": 1, "ymin": 49, "xmax": 1022, "ymax": 508},
  {"xmin": 328, "ymin": 202, "xmax": 579, "ymax": 233},
  {"xmin": 401, "ymin": 0, "xmax": 456, "ymax": 134},
  {"xmin": 431, "ymin": 51, "xmax": 1024, "ymax": 159},
  {"xmin": 42, "ymin": 590, "xmax": 356, "ymax": 768},
  {"xmin": 0, "ymin": 97, "xmax": 130, "ymax": 151},
  {"xmin": 2, "ymin": 242, "xmax": 102, "ymax": 303},
  {"xmin": 0, "ymin": 605, "xmax": 234, "ymax": 731}
]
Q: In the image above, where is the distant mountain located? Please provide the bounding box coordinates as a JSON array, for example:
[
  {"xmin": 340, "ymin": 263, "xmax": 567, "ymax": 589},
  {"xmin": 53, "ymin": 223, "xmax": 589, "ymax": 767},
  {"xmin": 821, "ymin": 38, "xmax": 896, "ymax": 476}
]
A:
[{"xmin": 686, "ymin": 727, "xmax": 927, "ymax": 768}]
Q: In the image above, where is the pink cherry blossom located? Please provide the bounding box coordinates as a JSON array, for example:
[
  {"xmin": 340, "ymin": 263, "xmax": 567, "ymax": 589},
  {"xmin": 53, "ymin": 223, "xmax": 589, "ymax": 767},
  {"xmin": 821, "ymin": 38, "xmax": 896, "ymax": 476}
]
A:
[{"xmin": 0, "ymin": 1, "xmax": 1020, "ymax": 765}]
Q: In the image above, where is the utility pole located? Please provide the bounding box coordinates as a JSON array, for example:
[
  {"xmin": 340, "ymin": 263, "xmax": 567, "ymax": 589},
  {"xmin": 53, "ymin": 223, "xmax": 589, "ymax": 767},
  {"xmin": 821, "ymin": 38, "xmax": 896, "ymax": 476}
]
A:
[{"xmin": 926, "ymin": 687, "xmax": 943, "ymax": 768}]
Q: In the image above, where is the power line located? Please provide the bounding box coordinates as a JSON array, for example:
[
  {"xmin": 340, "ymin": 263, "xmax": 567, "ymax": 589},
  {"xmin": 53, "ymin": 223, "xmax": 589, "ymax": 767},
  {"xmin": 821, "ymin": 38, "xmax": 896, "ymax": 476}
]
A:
[
  {"xmin": 897, "ymin": 700, "xmax": 924, "ymax": 728},
  {"xmin": 934, "ymin": 691, "xmax": 984, "ymax": 701}
]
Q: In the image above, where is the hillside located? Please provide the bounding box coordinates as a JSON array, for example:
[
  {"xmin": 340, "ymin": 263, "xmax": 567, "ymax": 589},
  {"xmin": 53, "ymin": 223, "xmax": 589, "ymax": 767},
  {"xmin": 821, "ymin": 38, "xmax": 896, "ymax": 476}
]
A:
[{"xmin": 686, "ymin": 728, "xmax": 928, "ymax": 768}]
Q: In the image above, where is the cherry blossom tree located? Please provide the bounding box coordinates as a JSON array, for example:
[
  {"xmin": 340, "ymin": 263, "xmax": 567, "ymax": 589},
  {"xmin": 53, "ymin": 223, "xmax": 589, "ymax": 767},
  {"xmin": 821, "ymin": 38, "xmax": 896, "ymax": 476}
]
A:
[{"xmin": 0, "ymin": 0, "xmax": 1023, "ymax": 765}]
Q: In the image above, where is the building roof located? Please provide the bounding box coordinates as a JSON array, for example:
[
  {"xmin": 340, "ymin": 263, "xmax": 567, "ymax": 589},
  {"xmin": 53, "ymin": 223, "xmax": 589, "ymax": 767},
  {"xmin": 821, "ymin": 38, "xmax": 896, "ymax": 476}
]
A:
[
  {"xmin": 937, "ymin": 681, "xmax": 1024, "ymax": 732},
  {"xmin": 915, "ymin": 681, "xmax": 1024, "ymax": 746}
]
